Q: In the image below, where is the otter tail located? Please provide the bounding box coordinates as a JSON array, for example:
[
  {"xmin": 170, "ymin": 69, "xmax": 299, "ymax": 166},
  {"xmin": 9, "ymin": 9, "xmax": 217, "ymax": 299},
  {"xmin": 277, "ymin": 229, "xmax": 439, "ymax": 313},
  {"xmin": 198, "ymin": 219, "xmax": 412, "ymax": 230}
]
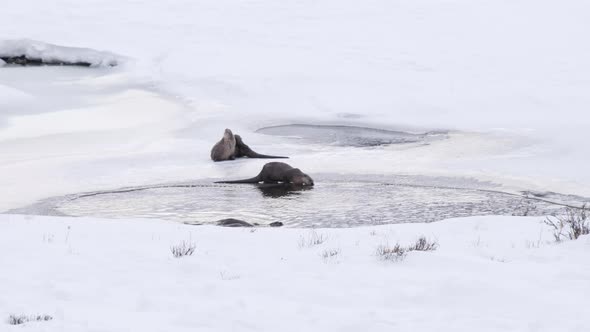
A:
[
  {"xmin": 244, "ymin": 151, "xmax": 289, "ymax": 159},
  {"xmin": 215, "ymin": 176, "xmax": 261, "ymax": 184},
  {"xmin": 234, "ymin": 135, "xmax": 289, "ymax": 159}
]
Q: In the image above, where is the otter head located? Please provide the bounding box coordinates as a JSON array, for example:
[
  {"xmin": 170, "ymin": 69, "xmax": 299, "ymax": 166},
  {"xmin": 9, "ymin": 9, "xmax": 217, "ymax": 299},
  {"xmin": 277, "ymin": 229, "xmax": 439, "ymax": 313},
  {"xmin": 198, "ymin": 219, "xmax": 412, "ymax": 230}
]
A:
[
  {"xmin": 223, "ymin": 128, "xmax": 234, "ymax": 140},
  {"xmin": 288, "ymin": 169, "xmax": 314, "ymax": 186}
]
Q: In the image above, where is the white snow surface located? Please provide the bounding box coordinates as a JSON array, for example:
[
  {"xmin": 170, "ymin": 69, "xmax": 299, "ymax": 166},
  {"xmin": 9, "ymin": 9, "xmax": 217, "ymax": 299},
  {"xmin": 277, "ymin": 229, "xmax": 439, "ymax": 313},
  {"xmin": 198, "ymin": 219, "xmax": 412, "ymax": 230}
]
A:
[
  {"xmin": 1, "ymin": 214, "xmax": 590, "ymax": 331},
  {"xmin": 0, "ymin": 39, "xmax": 121, "ymax": 67},
  {"xmin": 1, "ymin": 1, "xmax": 590, "ymax": 330}
]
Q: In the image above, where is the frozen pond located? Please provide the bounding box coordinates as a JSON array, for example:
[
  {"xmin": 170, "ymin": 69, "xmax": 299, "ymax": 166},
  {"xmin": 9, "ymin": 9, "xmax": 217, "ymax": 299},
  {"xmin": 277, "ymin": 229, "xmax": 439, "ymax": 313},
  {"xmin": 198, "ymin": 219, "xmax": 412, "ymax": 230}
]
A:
[
  {"xmin": 11, "ymin": 174, "xmax": 586, "ymax": 227},
  {"xmin": 2, "ymin": 61, "xmax": 589, "ymax": 227}
]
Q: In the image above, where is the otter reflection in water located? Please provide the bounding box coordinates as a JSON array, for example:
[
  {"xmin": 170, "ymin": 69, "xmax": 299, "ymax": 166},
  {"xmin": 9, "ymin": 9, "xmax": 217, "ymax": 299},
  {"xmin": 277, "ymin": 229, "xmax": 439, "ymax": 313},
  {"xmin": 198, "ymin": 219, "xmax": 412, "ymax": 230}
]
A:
[{"xmin": 256, "ymin": 183, "xmax": 314, "ymax": 198}]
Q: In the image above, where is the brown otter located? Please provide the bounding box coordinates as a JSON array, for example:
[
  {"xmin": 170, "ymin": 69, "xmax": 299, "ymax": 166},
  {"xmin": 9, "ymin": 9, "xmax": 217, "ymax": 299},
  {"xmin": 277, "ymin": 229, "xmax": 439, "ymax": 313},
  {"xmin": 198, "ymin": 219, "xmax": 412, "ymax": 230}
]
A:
[
  {"xmin": 210, "ymin": 129, "xmax": 288, "ymax": 162},
  {"xmin": 215, "ymin": 218, "xmax": 284, "ymax": 227},
  {"xmin": 215, "ymin": 162, "xmax": 314, "ymax": 186},
  {"xmin": 210, "ymin": 128, "xmax": 237, "ymax": 162},
  {"xmin": 216, "ymin": 218, "xmax": 254, "ymax": 227}
]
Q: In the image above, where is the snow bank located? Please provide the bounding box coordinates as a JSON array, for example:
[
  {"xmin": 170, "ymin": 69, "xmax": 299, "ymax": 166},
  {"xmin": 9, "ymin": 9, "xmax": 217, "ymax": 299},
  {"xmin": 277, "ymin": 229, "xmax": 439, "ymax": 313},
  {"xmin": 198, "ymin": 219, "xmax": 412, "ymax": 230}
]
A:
[
  {"xmin": 1, "ymin": 214, "xmax": 589, "ymax": 331},
  {"xmin": 0, "ymin": 39, "xmax": 121, "ymax": 67}
]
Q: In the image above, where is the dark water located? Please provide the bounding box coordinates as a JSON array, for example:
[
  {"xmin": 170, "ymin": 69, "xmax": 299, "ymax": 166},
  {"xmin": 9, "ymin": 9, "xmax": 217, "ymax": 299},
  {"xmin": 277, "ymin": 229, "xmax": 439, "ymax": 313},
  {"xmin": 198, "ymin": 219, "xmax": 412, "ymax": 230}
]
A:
[
  {"xmin": 256, "ymin": 124, "xmax": 447, "ymax": 147},
  {"xmin": 10, "ymin": 174, "xmax": 586, "ymax": 228}
]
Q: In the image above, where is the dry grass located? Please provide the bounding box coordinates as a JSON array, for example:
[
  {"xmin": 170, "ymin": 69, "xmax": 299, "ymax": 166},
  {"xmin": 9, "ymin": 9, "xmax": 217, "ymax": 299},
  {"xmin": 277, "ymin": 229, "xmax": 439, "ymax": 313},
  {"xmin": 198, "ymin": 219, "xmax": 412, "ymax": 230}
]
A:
[
  {"xmin": 377, "ymin": 236, "xmax": 439, "ymax": 262},
  {"xmin": 544, "ymin": 205, "xmax": 589, "ymax": 242},
  {"xmin": 171, "ymin": 240, "xmax": 196, "ymax": 258},
  {"xmin": 321, "ymin": 248, "xmax": 341, "ymax": 262},
  {"xmin": 376, "ymin": 243, "xmax": 408, "ymax": 261},
  {"xmin": 408, "ymin": 236, "xmax": 439, "ymax": 251},
  {"xmin": 298, "ymin": 230, "xmax": 326, "ymax": 248},
  {"xmin": 7, "ymin": 314, "xmax": 52, "ymax": 325}
]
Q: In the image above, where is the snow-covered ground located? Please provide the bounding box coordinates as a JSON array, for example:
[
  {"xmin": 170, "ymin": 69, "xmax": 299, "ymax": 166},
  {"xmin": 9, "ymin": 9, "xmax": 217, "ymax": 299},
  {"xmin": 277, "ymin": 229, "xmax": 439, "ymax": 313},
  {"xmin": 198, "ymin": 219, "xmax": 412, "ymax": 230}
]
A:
[
  {"xmin": 1, "ymin": 214, "xmax": 589, "ymax": 331},
  {"xmin": 1, "ymin": 0, "xmax": 590, "ymax": 330}
]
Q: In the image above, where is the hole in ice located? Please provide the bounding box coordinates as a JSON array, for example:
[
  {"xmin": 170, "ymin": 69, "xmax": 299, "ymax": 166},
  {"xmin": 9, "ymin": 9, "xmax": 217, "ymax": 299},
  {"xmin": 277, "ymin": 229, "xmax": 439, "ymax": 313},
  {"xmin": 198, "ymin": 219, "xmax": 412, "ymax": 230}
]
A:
[
  {"xmin": 256, "ymin": 124, "xmax": 447, "ymax": 147},
  {"xmin": 11, "ymin": 175, "xmax": 587, "ymax": 228}
]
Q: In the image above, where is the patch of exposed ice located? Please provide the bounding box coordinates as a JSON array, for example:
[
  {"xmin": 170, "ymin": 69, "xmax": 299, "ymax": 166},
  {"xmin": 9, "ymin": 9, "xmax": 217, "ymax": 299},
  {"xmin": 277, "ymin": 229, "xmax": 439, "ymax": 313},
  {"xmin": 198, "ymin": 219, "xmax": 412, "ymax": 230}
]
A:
[
  {"xmin": 0, "ymin": 39, "xmax": 122, "ymax": 67},
  {"xmin": 0, "ymin": 84, "xmax": 32, "ymax": 108}
]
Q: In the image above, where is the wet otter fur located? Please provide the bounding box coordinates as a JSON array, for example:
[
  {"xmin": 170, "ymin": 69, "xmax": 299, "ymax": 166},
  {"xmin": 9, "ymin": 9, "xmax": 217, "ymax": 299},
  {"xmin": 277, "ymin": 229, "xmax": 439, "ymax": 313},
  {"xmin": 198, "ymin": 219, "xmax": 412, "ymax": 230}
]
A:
[
  {"xmin": 210, "ymin": 128, "xmax": 237, "ymax": 162},
  {"xmin": 216, "ymin": 218, "xmax": 254, "ymax": 227},
  {"xmin": 210, "ymin": 129, "xmax": 288, "ymax": 162},
  {"xmin": 215, "ymin": 162, "xmax": 314, "ymax": 186},
  {"xmin": 215, "ymin": 218, "xmax": 284, "ymax": 227}
]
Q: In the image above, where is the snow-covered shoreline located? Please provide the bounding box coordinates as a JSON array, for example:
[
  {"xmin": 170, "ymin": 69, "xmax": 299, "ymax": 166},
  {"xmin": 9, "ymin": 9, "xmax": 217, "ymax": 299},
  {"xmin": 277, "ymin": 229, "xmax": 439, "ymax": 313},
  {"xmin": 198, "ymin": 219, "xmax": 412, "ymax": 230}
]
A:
[
  {"xmin": 1, "ymin": 214, "xmax": 589, "ymax": 331},
  {"xmin": 0, "ymin": 39, "xmax": 122, "ymax": 67}
]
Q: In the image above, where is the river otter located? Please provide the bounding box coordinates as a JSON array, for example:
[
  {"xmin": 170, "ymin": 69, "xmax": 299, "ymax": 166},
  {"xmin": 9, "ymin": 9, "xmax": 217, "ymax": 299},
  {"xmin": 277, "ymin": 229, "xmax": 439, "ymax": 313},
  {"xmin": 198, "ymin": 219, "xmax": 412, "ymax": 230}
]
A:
[
  {"xmin": 216, "ymin": 218, "xmax": 254, "ymax": 227},
  {"xmin": 215, "ymin": 162, "xmax": 314, "ymax": 186},
  {"xmin": 210, "ymin": 129, "xmax": 288, "ymax": 161},
  {"xmin": 215, "ymin": 218, "xmax": 284, "ymax": 227},
  {"xmin": 210, "ymin": 128, "xmax": 237, "ymax": 162}
]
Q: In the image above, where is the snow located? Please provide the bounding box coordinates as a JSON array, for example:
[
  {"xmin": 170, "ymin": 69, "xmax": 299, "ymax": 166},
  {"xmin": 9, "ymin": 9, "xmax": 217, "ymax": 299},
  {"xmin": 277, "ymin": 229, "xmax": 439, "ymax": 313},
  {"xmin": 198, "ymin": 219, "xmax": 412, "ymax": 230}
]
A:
[
  {"xmin": 1, "ymin": 214, "xmax": 589, "ymax": 331},
  {"xmin": 0, "ymin": 85, "xmax": 31, "ymax": 108},
  {"xmin": 1, "ymin": 1, "xmax": 590, "ymax": 330},
  {"xmin": 0, "ymin": 39, "xmax": 121, "ymax": 67},
  {"xmin": 0, "ymin": 89, "xmax": 183, "ymax": 141}
]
